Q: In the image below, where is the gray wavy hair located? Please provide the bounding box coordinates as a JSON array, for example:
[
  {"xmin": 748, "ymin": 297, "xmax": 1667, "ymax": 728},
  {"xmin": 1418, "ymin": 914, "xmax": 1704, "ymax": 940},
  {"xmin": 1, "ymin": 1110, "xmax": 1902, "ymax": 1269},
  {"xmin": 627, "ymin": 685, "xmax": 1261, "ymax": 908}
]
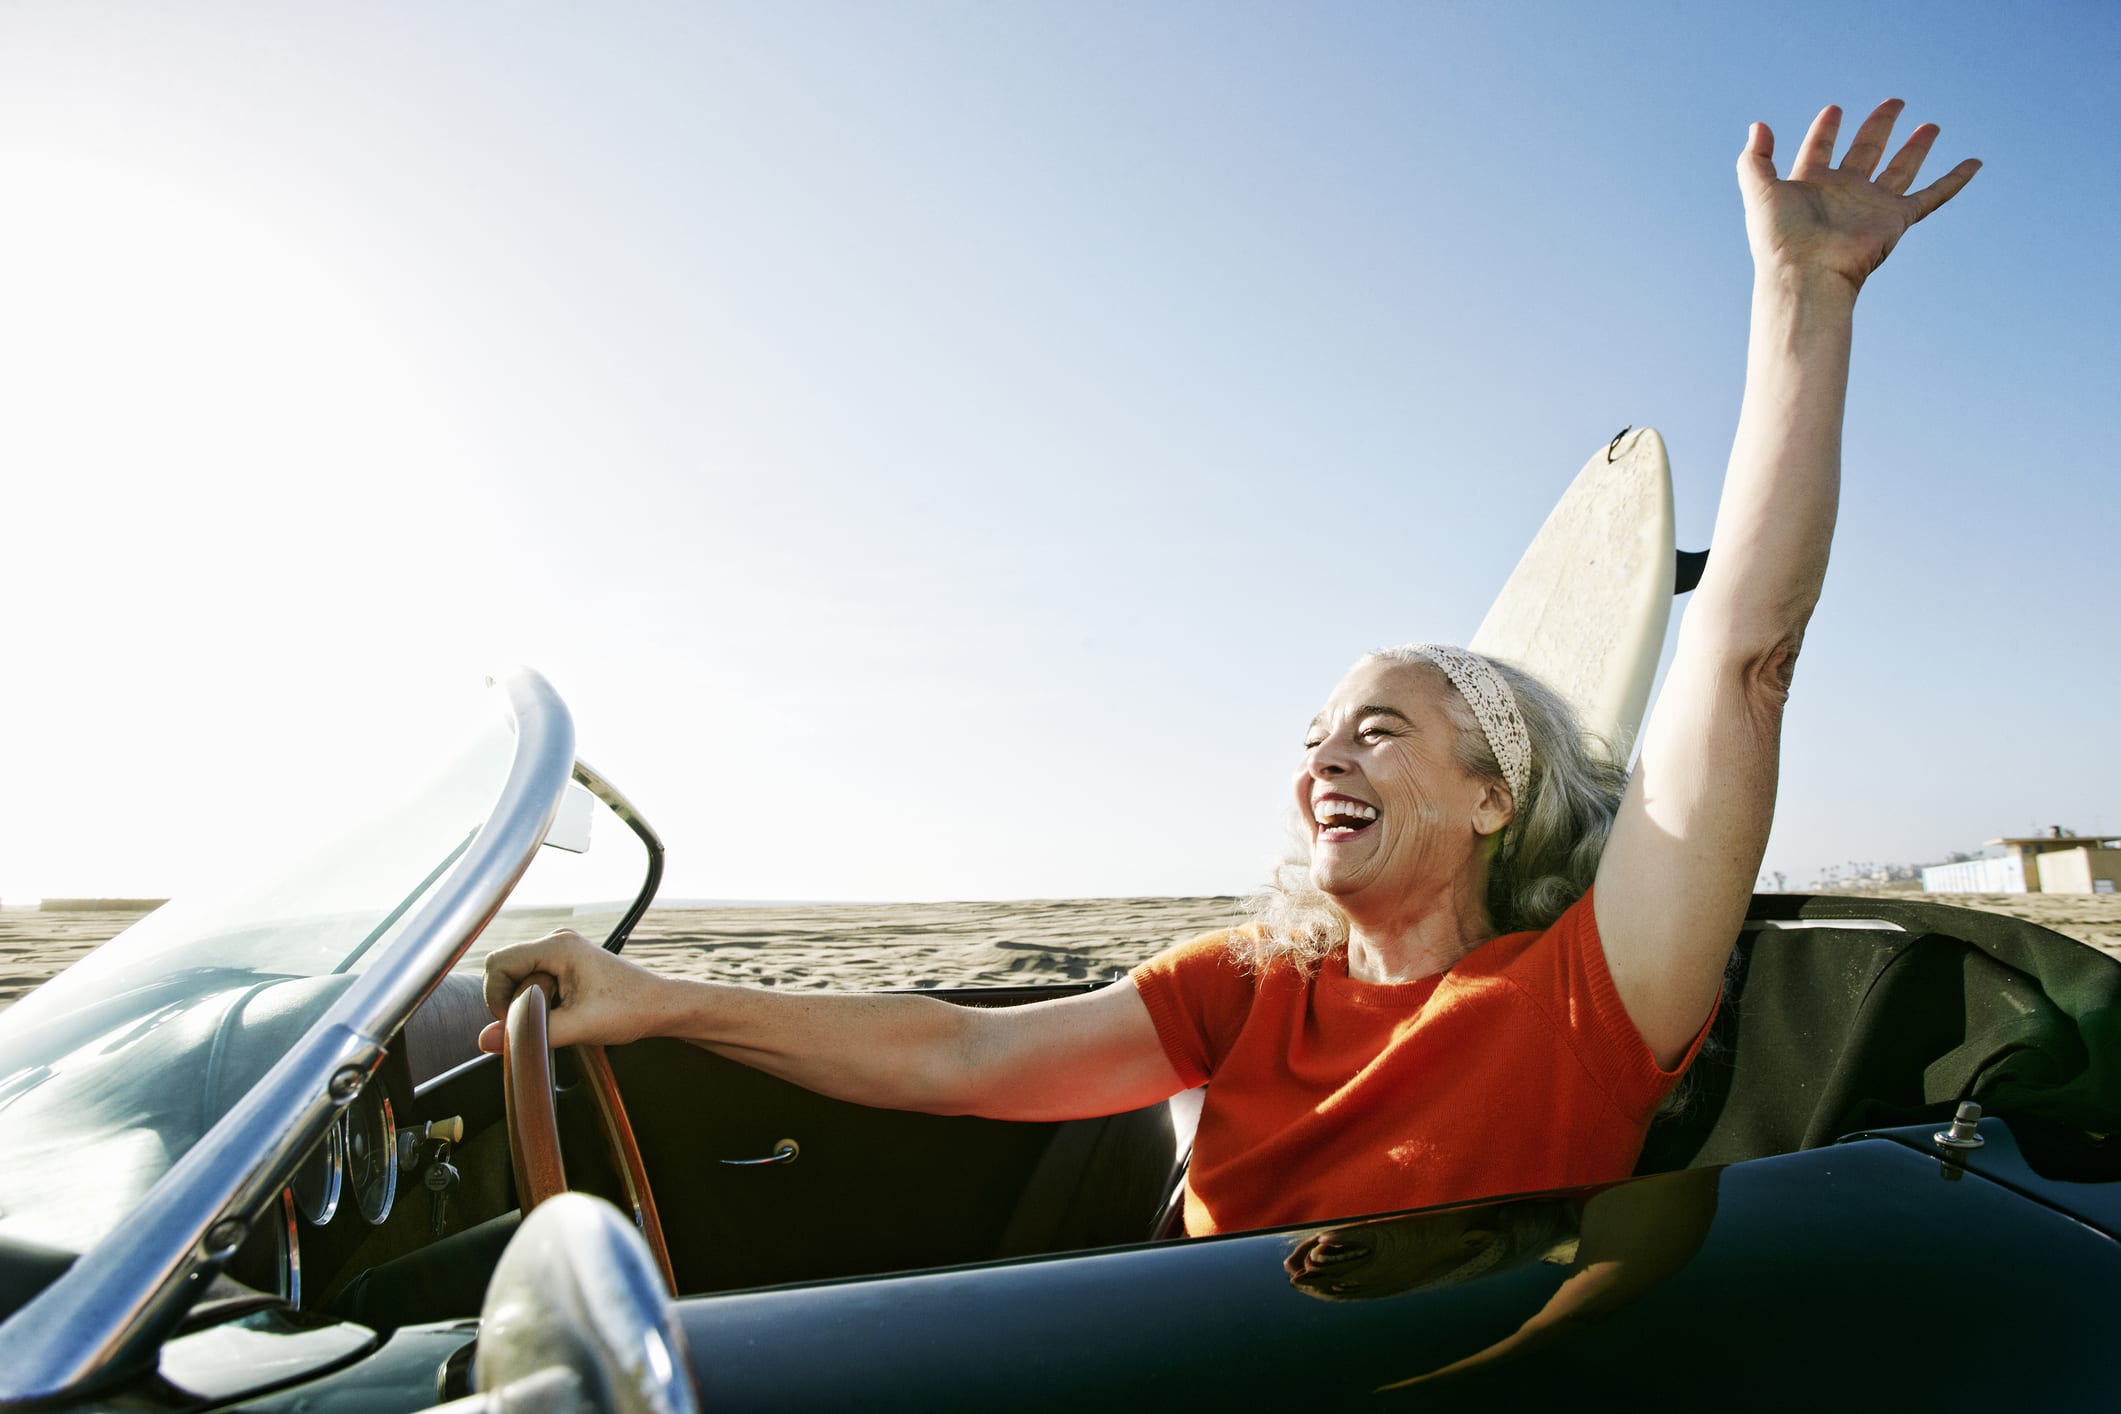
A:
[{"xmin": 1236, "ymin": 647, "xmax": 1628, "ymax": 972}]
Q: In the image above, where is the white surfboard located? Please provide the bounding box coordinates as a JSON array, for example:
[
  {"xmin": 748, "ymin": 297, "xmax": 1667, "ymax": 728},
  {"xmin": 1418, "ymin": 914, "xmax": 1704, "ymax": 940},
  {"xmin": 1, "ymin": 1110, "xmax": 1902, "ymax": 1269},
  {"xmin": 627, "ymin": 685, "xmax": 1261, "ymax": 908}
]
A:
[{"xmin": 1469, "ymin": 427, "xmax": 1676, "ymax": 762}]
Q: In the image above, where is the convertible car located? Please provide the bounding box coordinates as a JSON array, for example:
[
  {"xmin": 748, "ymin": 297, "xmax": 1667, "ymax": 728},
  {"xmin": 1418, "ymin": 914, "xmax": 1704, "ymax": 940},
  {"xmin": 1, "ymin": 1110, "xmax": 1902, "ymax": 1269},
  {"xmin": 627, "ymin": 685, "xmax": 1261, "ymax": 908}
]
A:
[{"xmin": 1, "ymin": 668, "xmax": 2116, "ymax": 1411}]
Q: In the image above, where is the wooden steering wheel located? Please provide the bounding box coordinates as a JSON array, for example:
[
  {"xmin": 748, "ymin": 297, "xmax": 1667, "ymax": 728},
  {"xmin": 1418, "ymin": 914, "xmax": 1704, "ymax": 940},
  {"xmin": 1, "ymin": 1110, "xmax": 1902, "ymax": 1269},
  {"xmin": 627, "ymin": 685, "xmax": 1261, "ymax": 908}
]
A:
[{"xmin": 503, "ymin": 974, "xmax": 677, "ymax": 1294}]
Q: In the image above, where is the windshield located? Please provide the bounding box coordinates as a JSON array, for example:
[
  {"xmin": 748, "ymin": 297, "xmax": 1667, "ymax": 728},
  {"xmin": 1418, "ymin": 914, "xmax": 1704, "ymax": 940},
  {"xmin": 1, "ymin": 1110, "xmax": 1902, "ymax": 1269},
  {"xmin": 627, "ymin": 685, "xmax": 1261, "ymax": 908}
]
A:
[{"xmin": 0, "ymin": 705, "xmax": 649, "ymax": 1255}]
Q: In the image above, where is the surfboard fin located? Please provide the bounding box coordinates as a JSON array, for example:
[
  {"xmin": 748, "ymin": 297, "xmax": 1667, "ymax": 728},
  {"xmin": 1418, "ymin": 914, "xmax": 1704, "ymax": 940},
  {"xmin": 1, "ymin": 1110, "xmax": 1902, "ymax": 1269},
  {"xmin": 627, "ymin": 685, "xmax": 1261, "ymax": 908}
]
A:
[{"xmin": 1675, "ymin": 548, "xmax": 1709, "ymax": 596}]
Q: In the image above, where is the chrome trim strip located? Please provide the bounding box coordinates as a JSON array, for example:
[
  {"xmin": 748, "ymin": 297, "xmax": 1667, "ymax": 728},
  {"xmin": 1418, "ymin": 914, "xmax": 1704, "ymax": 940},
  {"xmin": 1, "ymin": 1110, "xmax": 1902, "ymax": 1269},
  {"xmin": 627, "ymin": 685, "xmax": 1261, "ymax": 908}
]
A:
[
  {"xmin": 415, "ymin": 1048, "xmax": 500, "ymax": 1100},
  {"xmin": 0, "ymin": 667, "xmax": 576, "ymax": 1404},
  {"xmin": 1741, "ymin": 917, "xmax": 1906, "ymax": 932}
]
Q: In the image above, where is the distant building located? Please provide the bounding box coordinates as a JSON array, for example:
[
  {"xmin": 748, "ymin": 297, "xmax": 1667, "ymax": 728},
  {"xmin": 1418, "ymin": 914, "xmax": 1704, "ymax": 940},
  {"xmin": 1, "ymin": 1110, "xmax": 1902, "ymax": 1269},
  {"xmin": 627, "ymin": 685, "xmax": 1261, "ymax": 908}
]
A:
[
  {"xmin": 1921, "ymin": 827, "xmax": 2121, "ymax": 895},
  {"xmin": 1921, "ymin": 856, "xmax": 2027, "ymax": 893},
  {"xmin": 2035, "ymin": 847, "xmax": 2121, "ymax": 896}
]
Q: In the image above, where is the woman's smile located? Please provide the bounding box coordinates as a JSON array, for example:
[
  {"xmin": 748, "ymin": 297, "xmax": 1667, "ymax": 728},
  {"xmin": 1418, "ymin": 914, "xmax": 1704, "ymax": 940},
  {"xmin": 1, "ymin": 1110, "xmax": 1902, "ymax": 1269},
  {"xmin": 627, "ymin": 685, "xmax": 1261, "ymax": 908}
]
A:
[{"xmin": 1311, "ymin": 792, "xmax": 1381, "ymax": 842}]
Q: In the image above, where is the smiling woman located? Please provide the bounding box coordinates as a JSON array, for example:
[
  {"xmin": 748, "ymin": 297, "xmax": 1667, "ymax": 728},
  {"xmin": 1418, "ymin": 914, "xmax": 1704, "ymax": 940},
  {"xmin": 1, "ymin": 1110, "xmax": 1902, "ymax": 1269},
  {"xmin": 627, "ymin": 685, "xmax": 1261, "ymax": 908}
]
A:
[
  {"xmin": 1129, "ymin": 645, "xmax": 1692, "ymax": 1237},
  {"xmin": 482, "ymin": 97, "xmax": 1984, "ymax": 1240}
]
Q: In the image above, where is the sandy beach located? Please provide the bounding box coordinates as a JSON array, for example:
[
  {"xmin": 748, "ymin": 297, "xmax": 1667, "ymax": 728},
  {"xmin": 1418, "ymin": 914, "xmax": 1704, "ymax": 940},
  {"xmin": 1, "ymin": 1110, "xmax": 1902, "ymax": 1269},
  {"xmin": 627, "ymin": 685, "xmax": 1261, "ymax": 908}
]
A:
[
  {"xmin": 0, "ymin": 896, "xmax": 1252, "ymax": 1012},
  {"xmin": 4, "ymin": 890, "xmax": 2118, "ymax": 1014}
]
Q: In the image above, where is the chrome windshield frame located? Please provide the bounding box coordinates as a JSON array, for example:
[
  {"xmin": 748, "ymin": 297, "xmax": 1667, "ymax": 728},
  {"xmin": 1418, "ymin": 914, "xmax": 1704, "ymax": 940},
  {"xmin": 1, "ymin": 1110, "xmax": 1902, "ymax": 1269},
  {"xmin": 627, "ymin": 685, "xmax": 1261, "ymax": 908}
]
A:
[{"xmin": 0, "ymin": 667, "xmax": 578, "ymax": 1405}]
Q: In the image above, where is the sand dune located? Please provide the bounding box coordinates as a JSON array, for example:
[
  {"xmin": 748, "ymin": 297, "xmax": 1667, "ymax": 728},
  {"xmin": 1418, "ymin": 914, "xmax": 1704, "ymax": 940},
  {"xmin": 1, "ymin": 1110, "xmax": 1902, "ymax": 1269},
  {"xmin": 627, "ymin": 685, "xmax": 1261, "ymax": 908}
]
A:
[{"xmin": 4, "ymin": 890, "xmax": 2116, "ymax": 1014}]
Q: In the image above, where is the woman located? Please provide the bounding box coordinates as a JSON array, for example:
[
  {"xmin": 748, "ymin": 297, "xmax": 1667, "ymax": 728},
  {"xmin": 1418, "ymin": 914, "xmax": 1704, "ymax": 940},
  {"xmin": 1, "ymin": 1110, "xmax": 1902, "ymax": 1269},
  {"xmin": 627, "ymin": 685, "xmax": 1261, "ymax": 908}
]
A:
[{"xmin": 482, "ymin": 101, "xmax": 1978, "ymax": 1236}]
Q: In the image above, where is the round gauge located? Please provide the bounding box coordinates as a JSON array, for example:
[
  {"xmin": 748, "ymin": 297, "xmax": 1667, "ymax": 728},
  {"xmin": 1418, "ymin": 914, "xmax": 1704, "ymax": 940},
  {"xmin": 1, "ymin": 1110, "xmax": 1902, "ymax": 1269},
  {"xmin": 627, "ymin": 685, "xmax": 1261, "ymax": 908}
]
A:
[
  {"xmin": 344, "ymin": 1087, "xmax": 398, "ymax": 1225},
  {"xmin": 288, "ymin": 1116, "xmax": 344, "ymax": 1225},
  {"xmin": 235, "ymin": 1188, "xmax": 302, "ymax": 1306}
]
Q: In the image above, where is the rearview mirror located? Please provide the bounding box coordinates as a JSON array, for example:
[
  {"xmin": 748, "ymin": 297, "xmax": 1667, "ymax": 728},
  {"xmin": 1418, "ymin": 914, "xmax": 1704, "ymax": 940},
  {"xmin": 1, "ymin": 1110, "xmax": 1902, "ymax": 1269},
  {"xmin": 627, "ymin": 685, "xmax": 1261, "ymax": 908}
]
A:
[{"xmin": 541, "ymin": 783, "xmax": 594, "ymax": 854}]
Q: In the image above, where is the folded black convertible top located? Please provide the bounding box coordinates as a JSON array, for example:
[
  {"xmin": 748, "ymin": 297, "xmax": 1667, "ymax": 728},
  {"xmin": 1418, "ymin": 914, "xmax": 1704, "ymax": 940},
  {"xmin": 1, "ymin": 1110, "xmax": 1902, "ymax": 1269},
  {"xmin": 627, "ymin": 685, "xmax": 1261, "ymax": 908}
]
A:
[{"xmin": 1638, "ymin": 893, "xmax": 2121, "ymax": 1175}]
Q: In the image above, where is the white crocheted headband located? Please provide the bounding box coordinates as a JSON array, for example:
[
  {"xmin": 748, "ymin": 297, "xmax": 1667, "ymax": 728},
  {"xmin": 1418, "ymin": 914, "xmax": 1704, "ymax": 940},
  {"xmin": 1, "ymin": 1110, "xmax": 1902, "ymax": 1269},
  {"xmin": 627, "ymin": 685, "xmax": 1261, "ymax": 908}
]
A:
[{"xmin": 1392, "ymin": 643, "xmax": 1533, "ymax": 818}]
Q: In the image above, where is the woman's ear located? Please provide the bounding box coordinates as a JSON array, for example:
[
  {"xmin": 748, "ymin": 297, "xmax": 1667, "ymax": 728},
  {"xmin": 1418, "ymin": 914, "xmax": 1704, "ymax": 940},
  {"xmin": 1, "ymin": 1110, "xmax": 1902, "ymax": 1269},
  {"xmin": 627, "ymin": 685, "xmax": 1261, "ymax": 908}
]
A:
[{"xmin": 1472, "ymin": 781, "xmax": 1515, "ymax": 840}]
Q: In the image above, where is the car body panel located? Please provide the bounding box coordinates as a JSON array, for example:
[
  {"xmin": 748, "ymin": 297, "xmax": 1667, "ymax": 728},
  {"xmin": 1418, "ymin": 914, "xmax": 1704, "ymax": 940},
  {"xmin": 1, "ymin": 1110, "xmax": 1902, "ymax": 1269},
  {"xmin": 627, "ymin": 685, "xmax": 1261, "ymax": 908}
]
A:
[
  {"xmin": 676, "ymin": 1137, "xmax": 2118, "ymax": 1409},
  {"xmin": 1853, "ymin": 1117, "xmax": 2121, "ymax": 1239}
]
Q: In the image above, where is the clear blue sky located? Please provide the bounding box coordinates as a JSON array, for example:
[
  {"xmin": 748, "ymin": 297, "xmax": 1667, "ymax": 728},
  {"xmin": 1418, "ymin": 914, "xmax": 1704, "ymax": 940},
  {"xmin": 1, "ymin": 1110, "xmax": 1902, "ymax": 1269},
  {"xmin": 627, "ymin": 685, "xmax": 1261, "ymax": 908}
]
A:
[{"xmin": 2, "ymin": 2, "xmax": 2115, "ymax": 901}]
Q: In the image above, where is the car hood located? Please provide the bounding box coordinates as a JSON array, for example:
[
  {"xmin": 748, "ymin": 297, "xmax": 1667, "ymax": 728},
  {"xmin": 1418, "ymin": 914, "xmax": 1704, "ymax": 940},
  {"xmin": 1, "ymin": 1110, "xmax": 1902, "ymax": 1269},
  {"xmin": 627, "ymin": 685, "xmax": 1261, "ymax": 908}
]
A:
[{"xmin": 681, "ymin": 1134, "xmax": 2119, "ymax": 1409}]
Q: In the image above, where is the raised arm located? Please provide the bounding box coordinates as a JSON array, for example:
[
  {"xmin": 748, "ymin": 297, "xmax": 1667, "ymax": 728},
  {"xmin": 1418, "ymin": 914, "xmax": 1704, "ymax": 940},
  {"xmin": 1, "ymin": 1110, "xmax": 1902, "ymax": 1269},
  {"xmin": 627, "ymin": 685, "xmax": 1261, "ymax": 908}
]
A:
[
  {"xmin": 479, "ymin": 931, "xmax": 1187, "ymax": 1123},
  {"xmin": 1594, "ymin": 101, "xmax": 1980, "ymax": 1066}
]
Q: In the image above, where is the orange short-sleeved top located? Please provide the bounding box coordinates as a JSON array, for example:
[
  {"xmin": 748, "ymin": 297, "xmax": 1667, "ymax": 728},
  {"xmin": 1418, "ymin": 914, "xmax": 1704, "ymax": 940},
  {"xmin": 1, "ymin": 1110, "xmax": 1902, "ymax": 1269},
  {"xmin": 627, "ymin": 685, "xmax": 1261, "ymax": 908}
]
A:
[{"xmin": 1129, "ymin": 890, "xmax": 1711, "ymax": 1237}]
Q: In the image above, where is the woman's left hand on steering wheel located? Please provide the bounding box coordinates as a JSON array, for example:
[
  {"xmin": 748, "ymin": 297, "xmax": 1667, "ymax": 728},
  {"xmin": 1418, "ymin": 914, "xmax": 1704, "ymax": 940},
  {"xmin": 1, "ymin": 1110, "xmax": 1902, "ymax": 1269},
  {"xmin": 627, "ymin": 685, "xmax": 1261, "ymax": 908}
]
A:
[{"xmin": 480, "ymin": 929, "xmax": 668, "ymax": 1055}]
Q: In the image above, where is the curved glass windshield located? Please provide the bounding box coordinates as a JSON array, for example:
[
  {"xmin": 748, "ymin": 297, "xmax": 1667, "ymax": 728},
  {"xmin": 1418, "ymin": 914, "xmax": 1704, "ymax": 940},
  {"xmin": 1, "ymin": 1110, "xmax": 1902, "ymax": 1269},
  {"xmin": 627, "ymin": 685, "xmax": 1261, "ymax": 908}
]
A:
[{"xmin": 0, "ymin": 705, "xmax": 648, "ymax": 1255}]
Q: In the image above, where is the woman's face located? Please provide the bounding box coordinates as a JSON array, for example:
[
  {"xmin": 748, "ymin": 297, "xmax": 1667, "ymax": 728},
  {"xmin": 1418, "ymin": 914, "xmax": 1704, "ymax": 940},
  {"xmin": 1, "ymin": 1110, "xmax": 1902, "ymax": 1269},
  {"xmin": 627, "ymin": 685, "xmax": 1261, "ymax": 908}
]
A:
[{"xmin": 1294, "ymin": 658, "xmax": 1506, "ymax": 912}]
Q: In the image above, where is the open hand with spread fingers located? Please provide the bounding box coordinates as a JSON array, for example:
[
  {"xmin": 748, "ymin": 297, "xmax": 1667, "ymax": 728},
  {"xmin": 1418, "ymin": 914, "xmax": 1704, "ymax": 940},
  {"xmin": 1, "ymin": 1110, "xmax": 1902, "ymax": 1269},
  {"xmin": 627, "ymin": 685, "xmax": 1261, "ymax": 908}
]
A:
[{"xmin": 1738, "ymin": 99, "xmax": 1980, "ymax": 296}]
